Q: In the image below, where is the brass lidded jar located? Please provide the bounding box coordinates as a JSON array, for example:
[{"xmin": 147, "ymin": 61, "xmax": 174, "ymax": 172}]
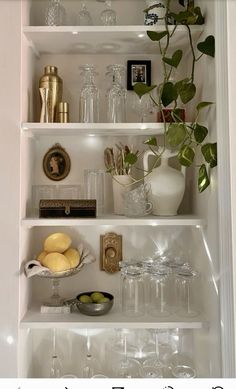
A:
[{"xmin": 39, "ymin": 65, "xmax": 63, "ymax": 122}]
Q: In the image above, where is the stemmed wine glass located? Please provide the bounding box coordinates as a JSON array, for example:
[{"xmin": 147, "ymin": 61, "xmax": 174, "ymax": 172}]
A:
[
  {"xmin": 82, "ymin": 330, "xmax": 99, "ymax": 378},
  {"xmin": 106, "ymin": 64, "xmax": 126, "ymax": 123},
  {"xmin": 49, "ymin": 328, "xmax": 63, "ymax": 378},
  {"xmin": 141, "ymin": 330, "xmax": 166, "ymax": 378},
  {"xmin": 76, "ymin": 2, "xmax": 93, "ymax": 25},
  {"xmin": 79, "ymin": 65, "xmax": 99, "ymax": 123},
  {"xmin": 114, "ymin": 332, "xmax": 142, "ymax": 378},
  {"xmin": 175, "ymin": 265, "xmax": 199, "ymax": 317},
  {"xmin": 100, "ymin": 1, "xmax": 117, "ymax": 25},
  {"xmin": 167, "ymin": 329, "xmax": 196, "ymax": 378}
]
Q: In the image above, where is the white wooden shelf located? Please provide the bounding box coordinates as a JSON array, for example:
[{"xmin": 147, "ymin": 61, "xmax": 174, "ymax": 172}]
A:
[
  {"xmin": 23, "ymin": 25, "xmax": 203, "ymax": 55},
  {"xmin": 21, "ymin": 122, "xmax": 166, "ymax": 137},
  {"xmin": 21, "ymin": 215, "xmax": 205, "ymax": 228},
  {"xmin": 20, "ymin": 306, "xmax": 208, "ymax": 330}
]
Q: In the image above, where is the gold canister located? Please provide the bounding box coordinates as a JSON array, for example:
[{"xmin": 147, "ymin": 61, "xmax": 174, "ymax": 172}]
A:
[
  {"xmin": 39, "ymin": 65, "xmax": 63, "ymax": 122},
  {"xmin": 58, "ymin": 102, "xmax": 69, "ymax": 123}
]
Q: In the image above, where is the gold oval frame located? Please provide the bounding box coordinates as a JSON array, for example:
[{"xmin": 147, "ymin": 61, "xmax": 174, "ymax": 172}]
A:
[{"xmin": 43, "ymin": 143, "xmax": 71, "ymax": 181}]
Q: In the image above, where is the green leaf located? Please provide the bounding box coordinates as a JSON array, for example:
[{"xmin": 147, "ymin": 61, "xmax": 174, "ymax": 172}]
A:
[
  {"xmin": 193, "ymin": 123, "xmax": 208, "ymax": 143},
  {"xmin": 198, "ymin": 164, "xmax": 210, "ymax": 192},
  {"xmin": 197, "ymin": 35, "xmax": 215, "ymax": 58},
  {"xmin": 163, "ymin": 50, "xmax": 183, "ymax": 68},
  {"xmin": 133, "ymin": 83, "xmax": 156, "ymax": 99},
  {"xmin": 170, "ymin": 11, "xmax": 198, "ymax": 25},
  {"xmin": 179, "ymin": 82, "xmax": 196, "ymax": 104},
  {"xmin": 167, "ymin": 123, "xmax": 187, "ymax": 147},
  {"xmin": 144, "ymin": 137, "xmax": 157, "ymax": 146},
  {"xmin": 172, "ymin": 108, "xmax": 185, "ymax": 122},
  {"xmin": 178, "ymin": 145, "xmax": 195, "ymax": 167},
  {"xmin": 161, "ymin": 82, "xmax": 178, "ymax": 107},
  {"xmin": 201, "ymin": 143, "xmax": 217, "ymax": 168},
  {"xmin": 196, "ymin": 101, "xmax": 214, "ymax": 112},
  {"xmin": 124, "ymin": 152, "xmax": 138, "ymax": 165},
  {"xmin": 147, "ymin": 30, "xmax": 168, "ymax": 41},
  {"xmin": 194, "ymin": 6, "xmax": 205, "ymax": 25}
]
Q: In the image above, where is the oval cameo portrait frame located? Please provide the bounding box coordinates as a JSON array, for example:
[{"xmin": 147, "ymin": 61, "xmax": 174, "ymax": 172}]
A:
[{"xmin": 43, "ymin": 143, "xmax": 71, "ymax": 181}]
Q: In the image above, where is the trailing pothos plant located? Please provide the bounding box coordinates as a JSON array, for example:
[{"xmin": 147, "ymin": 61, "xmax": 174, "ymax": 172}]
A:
[{"xmin": 125, "ymin": 0, "xmax": 216, "ymax": 192}]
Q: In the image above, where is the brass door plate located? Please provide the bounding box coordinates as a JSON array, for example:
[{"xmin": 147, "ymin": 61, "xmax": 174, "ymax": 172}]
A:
[{"xmin": 100, "ymin": 232, "xmax": 122, "ymax": 273}]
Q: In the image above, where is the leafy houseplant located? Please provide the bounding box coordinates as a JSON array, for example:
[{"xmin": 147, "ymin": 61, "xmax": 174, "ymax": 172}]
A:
[{"xmin": 125, "ymin": 0, "xmax": 216, "ymax": 192}]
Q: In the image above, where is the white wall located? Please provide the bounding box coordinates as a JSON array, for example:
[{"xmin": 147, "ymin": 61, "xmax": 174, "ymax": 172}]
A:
[
  {"xmin": 0, "ymin": 0, "xmax": 21, "ymax": 377},
  {"xmin": 227, "ymin": 0, "xmax": 236, "ymax": 373}
]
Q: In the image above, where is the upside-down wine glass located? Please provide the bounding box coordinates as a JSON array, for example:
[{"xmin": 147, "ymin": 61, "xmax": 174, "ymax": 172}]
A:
[{"xmin": 100, "ymin": 1, "xmax": 117, "ymax": 25}]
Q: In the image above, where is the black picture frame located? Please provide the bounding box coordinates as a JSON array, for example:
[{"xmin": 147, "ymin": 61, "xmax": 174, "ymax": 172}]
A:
[
  {"xmin": 43, "ymin": 143, "xmax": 71, "ymax": 181},
  {"xmin": 127, "ymin": 60, "xmax": 151, "ymax": 91}
]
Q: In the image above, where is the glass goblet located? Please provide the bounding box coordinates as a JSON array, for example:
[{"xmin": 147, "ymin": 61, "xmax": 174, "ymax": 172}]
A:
[
  {"xmin": 100, "ymin": 1, "xmax": 117, "ymax": 25},
  {"xmin": 76, "ymin": 2, "xmax": 93, "ymax": 25}
]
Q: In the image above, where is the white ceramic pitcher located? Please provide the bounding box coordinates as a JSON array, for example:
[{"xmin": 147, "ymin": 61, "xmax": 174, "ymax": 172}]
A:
[{"xmin": 143, "ymin": 149, "xmax": 186, "ymax": 216}]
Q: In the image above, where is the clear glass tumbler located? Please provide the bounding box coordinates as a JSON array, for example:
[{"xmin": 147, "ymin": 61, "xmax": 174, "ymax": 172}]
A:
[
  {"xmin": 84, "ymin": 169, "xmax": 105, "ymax": 216},
  {"xmin": 31, "ymin": 185, "xmax": 55, "ymax": 216},
  {"xmin": 121, "ymin": 264, "xmax": 145, "ymax": 317},
  {"xmin": 79, "ymin": 65, "xmax": 99, "ymax": 123},
  {"xmin": 106, "ymin": 64, "xmax": 126, "ymax": 123},
  {"xmin": 45, "ymin": 0, "xmax": 66, "ymax": 26},
  {"xmin": 100, "ymin": 1, "xmax": 117, "ymax": 25}
]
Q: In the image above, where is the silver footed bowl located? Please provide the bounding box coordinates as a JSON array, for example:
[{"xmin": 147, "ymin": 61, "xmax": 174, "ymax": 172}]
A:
[{"xmin": 65, "ymin": 291, "xmax": 114, "ymax": 316}]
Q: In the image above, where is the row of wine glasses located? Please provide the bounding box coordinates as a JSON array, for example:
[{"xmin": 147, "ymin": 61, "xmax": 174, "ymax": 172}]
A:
[
  {"xmin": 45, "ymin": 1, "xmax": 117, "ymax": 26},
  {"xmin": 79, "ymin": 64, "xmax": 126, "ymax": 123},
  {"xmin": 79, "ymin": 64, "xmax": 154, "ymax": 123},
  {"xmin": 120, "ymin": 259, "xmax": 200, "ymax": 318},
  {"xmin": 49, "ymin": 328, "xmax": 196, "ymax": 378}
]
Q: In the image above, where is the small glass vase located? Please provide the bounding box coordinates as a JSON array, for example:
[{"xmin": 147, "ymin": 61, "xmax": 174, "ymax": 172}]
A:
[{"xmin": 45, "ymin": 0, "xmax": 66, "ymax": 26}]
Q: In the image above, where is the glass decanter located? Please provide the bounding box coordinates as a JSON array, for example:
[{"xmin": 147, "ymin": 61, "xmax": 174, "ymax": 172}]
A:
[
  {"xmin": 106, "ymin": 64, "xmax": 126, "ymax": 123},
  {"xmin": 45, "ymin": 0, "xmax": 66, "ymax": 26},
  {"xmin": 79, "ymin": 65, "xmax": 99, "ymax": 123},
  {"xmin": 100, "ymin": 1, "xmax": 117, "ymax": 25},
  {"xmin": 76, "ymin": 2, "xmax": 93, "ymax": 26}
]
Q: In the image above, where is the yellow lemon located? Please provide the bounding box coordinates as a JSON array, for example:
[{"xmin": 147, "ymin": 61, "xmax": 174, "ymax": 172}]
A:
[
  {"xmin": 64, "ymin": 248, "xmax": 80, "ymax": 269},
  {"xmin": 37, "ymin": 251, "xmax": 48, "ymax": 265},
  {"xmin": 43, "ymin": 252, "xmax": 71, "ymax": 272},
  {"xmin": 44, "ymin": 232, "xmax": 72, "ymax": 253}
]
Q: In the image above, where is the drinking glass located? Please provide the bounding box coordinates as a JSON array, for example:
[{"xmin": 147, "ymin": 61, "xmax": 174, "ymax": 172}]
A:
[
  {"xmin": 141, "ymin": 330, "xmax": 166, "ymax": 378},
  {"xmin": 120, "ymin": 264, "xmax": 145, "ymax": 317},
  {"xmin": 84, "ymin": 169, "xmax": 105, "ymax": 216},
  {"xmin": 57, "ymin": 184, "xmax": 81, "ymax": 199},
  {"xmin": 172, "ymin": 365, "xmax": 196, "ymax": 378},
  {"xmin": 82, "ymin": 330, "xmax": 99, "ymax": 378},
  {"xmin": 76, "ymin": 2, "xmax": 93, "ymax": 25},
  {"xmin": 49, "ymin": 328, "xmax": 63, "ymax": 378},
  {"xmin": 45, "ymin": 0, "xmax": 66, "ymax": 26},
  {"xmin": 175, "ymin": 265, "xmax": 199, "ymax": 317},
  {"xmin": 106, "ymin": 64, "xmax": 126, "ymax": 123},
  {"xmin": 131, "ymin": 92, "xmax": 155, "ymax": 123},
  {"xmin": 31, "ymin": 185, "xmax": 55, "ymax": 216},
  {"xmin": 147, "ymin": 265, "xmax": 171, "ymax": 317},
  {"xmin": 100, "ymin": 1, "xmax": 117, "ymax": 25},
  {"xmin": 114, "ymin": 333, "xmax": 143, "ymax": 378},
  {"xmin": 167, "ymin": 329, "xmax": 196, "ymax": 377},
  {"xmin": 79, "ymin": 65, "xmax": 99, "ymax": 123},
  {"xmin": 123, "ymin": 183, "xmax": 153, "ymax": 217}
]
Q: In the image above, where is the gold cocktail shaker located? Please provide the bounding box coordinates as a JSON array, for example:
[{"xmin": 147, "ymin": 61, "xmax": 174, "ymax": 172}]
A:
[{"xmin": 39, "ymin": 65, "xmax": 63, "ymax": 122}]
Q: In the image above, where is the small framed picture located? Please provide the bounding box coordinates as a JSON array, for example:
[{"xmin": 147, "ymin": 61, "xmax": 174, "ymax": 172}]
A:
[
  {"xmin": 43, "ymin": 143, "xmax": 71, "ymax": 181},
  {"xmin": 127, "ymin": 60, "xmax": 151, "ymax": 90}
]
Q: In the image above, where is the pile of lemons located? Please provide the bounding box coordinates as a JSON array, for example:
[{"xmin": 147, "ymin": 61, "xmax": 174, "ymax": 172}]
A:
[{"xmin": 37, "ymin": 232, "xmax": 80, "ymax": 272}]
